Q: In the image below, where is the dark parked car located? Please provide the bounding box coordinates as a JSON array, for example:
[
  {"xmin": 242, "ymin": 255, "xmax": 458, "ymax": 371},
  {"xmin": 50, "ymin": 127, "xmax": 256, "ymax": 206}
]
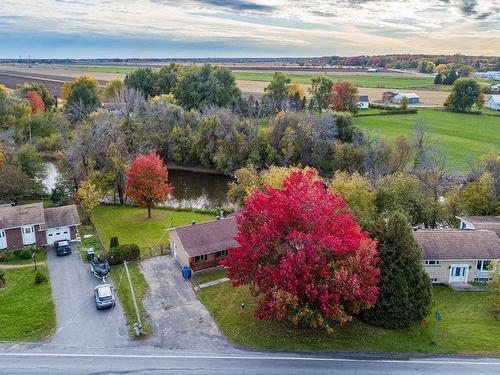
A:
[
  {"xmin": 94, "ymin": 284, "xmax": 115, "ymax": 310},
  {"xmin": 54, "ymin": 240, "xmax": 71, "ymax": 256},
  {"xmin": 90, "ymin": 256, "xmax": 110, "ymax": 280}
]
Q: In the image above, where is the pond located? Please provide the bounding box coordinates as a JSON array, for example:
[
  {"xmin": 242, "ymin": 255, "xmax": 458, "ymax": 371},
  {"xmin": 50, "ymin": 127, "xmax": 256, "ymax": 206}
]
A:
[{"xmin": 42, "ymin": 163, "xmax": 234, "ymax": 210}]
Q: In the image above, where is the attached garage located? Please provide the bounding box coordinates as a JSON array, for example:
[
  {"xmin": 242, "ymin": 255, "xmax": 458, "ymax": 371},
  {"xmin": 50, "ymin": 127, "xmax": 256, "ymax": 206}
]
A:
[{"xmin": 46, "ymin": 226, "xmax": 71, "ymax": 245}]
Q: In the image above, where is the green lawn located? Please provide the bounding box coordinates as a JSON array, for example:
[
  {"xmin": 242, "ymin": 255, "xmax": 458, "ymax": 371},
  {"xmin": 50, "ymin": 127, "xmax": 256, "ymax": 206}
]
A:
[
  {"xmin": 78, "ymin": 224, "xmax": 103, "ymax": 262},
  {"xmin": 233, "ymin": 72, "xmax": 435, "ymax": 89},
  {"xmin": 91, "ymin": 205, "xmax": 215, "ymax": 256},
  {"xmin": 0, "ymin": 247, "xmax": 48, "ymax": 266},
  {"xmin": 354, "ymin": 109, "xmax": 500, "ymax": 171},
  {"xmin": 69, "ymin": 65, "xmax": 139, "ymax": 74},
  {"xmin": 110, "ymin": 261, "xmax": 152, "ymax": 337},
  {"xmin": 0, "ymin": 265, "xmax": 56, "ymax": 341},
  {"xmin": 198, "ymin": 284, "xmax": 499, "ymax": 354},
  {"xmin": 17, "ymin": 199, "xmax": 54, "ymax": 208},
  {"xmin": 192, "ymin": 267, "xmax": 227, "ymax": 285}
]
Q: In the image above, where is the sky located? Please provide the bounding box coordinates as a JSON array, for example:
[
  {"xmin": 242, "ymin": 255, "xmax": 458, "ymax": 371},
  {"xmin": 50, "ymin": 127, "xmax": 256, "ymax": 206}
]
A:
[{"xmin": 1, "ymin": 0, "xmax": 499, "ymax": 58}]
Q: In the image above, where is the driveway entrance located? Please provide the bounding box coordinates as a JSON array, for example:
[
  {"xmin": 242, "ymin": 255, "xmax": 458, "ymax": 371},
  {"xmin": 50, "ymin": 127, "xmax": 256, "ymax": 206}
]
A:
[
  {"xmin": 46, "ymin": 243, "xmax": 129, "ymax": 349},
  {"xmin": 142, "ymin": 255, "xmax": 232, "ymax": 351}
]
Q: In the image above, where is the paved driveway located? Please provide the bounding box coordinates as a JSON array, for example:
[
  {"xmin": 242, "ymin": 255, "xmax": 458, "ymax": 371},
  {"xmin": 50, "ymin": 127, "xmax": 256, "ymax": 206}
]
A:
[
  {"xmin": 142, "ymin": 256, "xmax": 232, "ymax": 351},
  {"xmin": 46, "ymin": 243, "xmax": 129, "ymax": 350}
]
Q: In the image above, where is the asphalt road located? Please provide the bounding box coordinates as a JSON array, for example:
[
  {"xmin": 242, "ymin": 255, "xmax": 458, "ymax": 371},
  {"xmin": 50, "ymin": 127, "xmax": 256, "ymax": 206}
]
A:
[
  {"xmin": 45, "ymin": 243, "xmax": 129, "ymax": 350},
  {"xmin": 0, "ymin": 350, "xmax": 499, "ymax": 374}
]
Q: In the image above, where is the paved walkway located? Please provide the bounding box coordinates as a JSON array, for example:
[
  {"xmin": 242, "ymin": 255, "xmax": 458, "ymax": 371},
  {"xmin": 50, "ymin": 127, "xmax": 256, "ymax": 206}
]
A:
[
  {"xmin": 195, "ymin": 277, "xmax": 230, "ymax": 291},
  {"xmin": 0, "ymin": 262, "xmax": 46, "ymax": 270},
  {"xmin": 448, "ymin": 282, "xmax": 490, "ymax": 292},
  {"xmin": 141, "ymin": 255, "xmax": 232, "ymax": 351}
]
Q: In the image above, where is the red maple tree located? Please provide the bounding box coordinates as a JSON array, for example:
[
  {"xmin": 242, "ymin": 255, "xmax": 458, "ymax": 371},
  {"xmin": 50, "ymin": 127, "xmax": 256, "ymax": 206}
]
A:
[
  {"xmin": 125, "ymin": 151, "xmax": 174, "ymax": 218},
  {"xmin": 26, "ymin": 90, "xmax": 45, "ymax": 113},
  {"xmin": 223, "ymin": 170, "xmax": 380, "ymax": 332},
  {"xmin": 329, "ymin": 80, "xmax": 358, "ymax": 112}
]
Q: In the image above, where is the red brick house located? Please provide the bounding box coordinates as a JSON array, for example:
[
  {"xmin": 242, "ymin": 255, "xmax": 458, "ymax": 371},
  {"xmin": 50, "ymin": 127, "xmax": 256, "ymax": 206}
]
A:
[
  {"xmin": 168, "ymin": 216, "xmax": 238, "ymax": 272},
  {"xmin": 0, "ymin": 203, "xmax": 80, "ymax": 250}
]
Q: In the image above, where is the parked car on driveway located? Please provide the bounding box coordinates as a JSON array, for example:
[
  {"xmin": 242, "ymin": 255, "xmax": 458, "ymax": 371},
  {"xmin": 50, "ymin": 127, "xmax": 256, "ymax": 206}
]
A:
[
  {"xmin": 94, "ymin": 284, "xmax": 115, "ymax": 310},
  {"xmin": 54, "ymin": 240, "xmax": 72, "ymax": 256},
  {"xmin": 90, "ymin": 256, "xmax": 110, "ymax": 280}
]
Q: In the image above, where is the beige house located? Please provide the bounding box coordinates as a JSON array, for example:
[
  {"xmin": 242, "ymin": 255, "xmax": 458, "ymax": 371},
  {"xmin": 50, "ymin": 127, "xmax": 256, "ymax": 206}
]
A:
[
  {"xmin": 414, "ymin": 229, "xmax": 500, "ymax": 284},
  {"xmin": 168, "ymin": 216, "xmax": 238, "ymax": 272}
]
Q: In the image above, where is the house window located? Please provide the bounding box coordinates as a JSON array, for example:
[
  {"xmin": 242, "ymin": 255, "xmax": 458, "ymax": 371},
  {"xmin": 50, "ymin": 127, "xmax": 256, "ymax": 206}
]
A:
[
  {"xmin": 476, "ymin": 260, "xmax": 491, "ymax": 271},
  {"xmin": 424, "ymin": 260, "xmax": 440, "ymax": 266},
  {"xmin": 216, "ymin": 250, "xmax": 228, "ymax": 258},
  {"xmin": 194, "ymin": 254, "xmax": 208, "ymax": 263},
  {"xmin": 430, "ymin": 278, "xmax": 439, "ymax": 283},
  {"xmin": 474, "ymin": 277, "xmax": 491, "ymax": 283}
]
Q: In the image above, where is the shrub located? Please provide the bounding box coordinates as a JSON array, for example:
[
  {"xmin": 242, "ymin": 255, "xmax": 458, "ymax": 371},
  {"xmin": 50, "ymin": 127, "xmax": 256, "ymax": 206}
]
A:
[
  {"xmin": 110, "ymin": 236, "xmax": 119, "ymax": 249},
  {"xmin": 106, "ymin": 244, "xmax": 140, "ymax": 265},
  {"xmin": 13, "ymin": 250, "xmax": 21, "ymax": 258},
  {"xmin": 34, "ymin": 271, "xmax": 48, "ymax": 284},
  {"xmin": 19, "ymin": 248, "xmax": 32, "ymax": 259}
]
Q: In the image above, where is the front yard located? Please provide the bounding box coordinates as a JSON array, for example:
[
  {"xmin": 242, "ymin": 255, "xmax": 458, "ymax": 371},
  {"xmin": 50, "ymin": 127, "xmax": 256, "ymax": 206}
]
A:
[
  {"xmin": 0, "ymin": 265, "xmax": 56, "ymax": 341},
  {"xmin": 91, "ymin": 205, "xmax": 215, "ymax": 256},
  {"xmin": 198, "ymin": 284, "xmax": 500, "ymax": 355}
]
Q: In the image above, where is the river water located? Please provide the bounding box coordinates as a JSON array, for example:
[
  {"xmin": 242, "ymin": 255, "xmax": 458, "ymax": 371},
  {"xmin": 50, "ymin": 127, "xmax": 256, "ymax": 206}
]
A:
[{"xmin": 42, "ymin": 163, "xmax": 233, "ymax": 210}]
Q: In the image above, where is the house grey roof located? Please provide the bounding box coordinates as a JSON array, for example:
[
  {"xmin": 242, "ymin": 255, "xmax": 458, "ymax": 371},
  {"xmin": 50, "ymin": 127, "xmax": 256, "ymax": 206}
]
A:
[
  {"xmin": 42, "ymin": 205, "xmax": 80, "ymax": 229},
  {"xmin": 170, "ymin": 217, "xmax": 238, "ymax": 257},
  {"xmin": 459, "ymin": 216, "xmax": 500, "ymax": 236},
  {"xmin": 396, "ymin": 92, "xmax": 419, "ymax": 99},
  {"xmin": 359, "ymin": 95, "xmax": 369, "ymax": 102},
  {"xmin": 413, "ymin": 229, "xmax": 500, "ymax": 260},
  {"xmin": 0, "ymin": 203, "xmax": 45, "ymax": 229}
]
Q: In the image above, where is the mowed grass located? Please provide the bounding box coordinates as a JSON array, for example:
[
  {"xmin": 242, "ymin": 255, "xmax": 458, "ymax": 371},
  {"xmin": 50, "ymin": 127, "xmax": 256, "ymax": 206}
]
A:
[
  {"xmin": 110, "ymin": 262, "xmax": 152, "ymax": 337},
  {"xmin": 354, "ymin": 109, "xmax": 500, "ymax": 171},
  {"xmin": 91, "ymin": 205, "xmax": 215, "ymax": 253},
  {"xmin": 67, "ymin": 65, "xmax": 433, "ymax": 89},
  {"xmin": 233, "ymin": 71, "xmax": 434, "ymax": 88},
  {"xmin": 192, "ymin": 267, "xmax": 227, "ymax": 285},
  {"xmin": 0, "ymin": 266, "xmax": 56, "ymax": 341},
  {"xmin": 198, "ymin": 284, "xmax": 499, "ymax": 354}
]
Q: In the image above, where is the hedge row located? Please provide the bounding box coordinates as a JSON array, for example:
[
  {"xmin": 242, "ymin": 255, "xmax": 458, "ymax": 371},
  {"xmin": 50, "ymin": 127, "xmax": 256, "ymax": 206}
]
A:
[
  {"xmin": 105, "ymin": 244, "xmax": 140, "ymax": 265},
  {"xmin": 357, "ymin": 109, "xmax": 418, "ymax": 117}
]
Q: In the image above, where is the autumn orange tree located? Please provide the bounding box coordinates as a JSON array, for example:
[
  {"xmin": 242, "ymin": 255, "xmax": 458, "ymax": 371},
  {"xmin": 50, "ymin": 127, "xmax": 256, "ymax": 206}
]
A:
[
  {"xmin": 329, "ymin": 80, "xmax": 359, "ymax": 113},
  {"xmin": 125, "ymin": 151, "xmax": 173, "ymax": 218},
  {"xmin": 26, "ymin": 90, "xmax": 45, "ymax": 113},
  {"xmin": 223, "ymin": 170, "xmax": 380, "ymax": 333}
]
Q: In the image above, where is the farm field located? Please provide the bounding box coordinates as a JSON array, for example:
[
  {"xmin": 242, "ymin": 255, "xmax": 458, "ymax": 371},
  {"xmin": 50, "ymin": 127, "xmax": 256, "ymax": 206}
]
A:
[
  {"xmin": 354, "ymin": 109, "xmax": 500, "ymax": 171},
  {"xmin": 198, "ymin": 283, "xmax": 500, "ymax": 354}
]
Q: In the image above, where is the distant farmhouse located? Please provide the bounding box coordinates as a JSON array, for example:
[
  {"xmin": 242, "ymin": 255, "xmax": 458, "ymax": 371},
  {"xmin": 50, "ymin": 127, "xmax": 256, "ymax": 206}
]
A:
[
  {"xmin": 414, "ymin": 216, "xmax": 500, "ymax": 284},
  {"xmin": 475, "ymin": 71, "xmax": 500, "ymax": 80},
  {"xmin": 383, "ymin": 91, "xmax": 420, "ymax": 104},
  {"xmin": 490, "ymin": 83, "xmax": 500, "ymax": 93},
  {"xmin": 486, "ymin": 95, "xmax": 500, "ymax": 111},
  {"xmin": 357, "ymin": 95, "xmax": 369, "ymax": 109}
]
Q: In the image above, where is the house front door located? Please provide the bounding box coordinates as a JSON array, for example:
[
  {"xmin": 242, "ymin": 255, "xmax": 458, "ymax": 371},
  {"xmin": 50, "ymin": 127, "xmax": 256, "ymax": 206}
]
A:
[
  {"xmin": 449, "ymin": 264, "xmax": 468, "ymax": 283},
  {"xmin": 21, "ymin": 226, "xmax": 36, "ymax": 245},
  {"xmin": 0, "ymin": 229, "xmax": 6, "ymax": 250}
]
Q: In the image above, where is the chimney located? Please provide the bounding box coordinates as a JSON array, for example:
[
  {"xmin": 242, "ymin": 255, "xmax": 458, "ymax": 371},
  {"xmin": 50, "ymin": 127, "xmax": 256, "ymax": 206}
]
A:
[{"xmin": 191, "ymin": 220, "xmax": 196, "ymax": 225}]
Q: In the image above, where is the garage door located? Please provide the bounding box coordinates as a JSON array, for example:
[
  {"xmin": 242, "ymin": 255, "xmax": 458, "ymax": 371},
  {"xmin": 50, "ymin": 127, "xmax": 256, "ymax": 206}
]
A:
[{"xmin": 46, "ymin": 226, "xmax": 71, "ymax": 245}]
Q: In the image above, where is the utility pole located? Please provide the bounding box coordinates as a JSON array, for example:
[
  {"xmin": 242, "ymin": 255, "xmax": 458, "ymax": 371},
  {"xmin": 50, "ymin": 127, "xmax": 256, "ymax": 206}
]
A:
[{"xmin": 123, "ymin": 261, "xmax": 143, "ymax": 336}]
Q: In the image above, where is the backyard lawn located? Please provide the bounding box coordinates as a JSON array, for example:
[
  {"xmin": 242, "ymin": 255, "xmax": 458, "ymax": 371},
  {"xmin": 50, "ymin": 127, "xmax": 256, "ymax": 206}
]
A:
[
  {"xmin": 91, "ymin": 205, "xmax": 215, "ymax": 255},
  {"xmin": 0, "ymin": 266, "xmax": 56, "ymax": 341},
  {"xmin": 199, "ymin": 284, "xmax": 499, "ymax": 355},
  {"xmin": 354, "ymin": 109, "xmax": 500, "ymax": 171},
  {"xmin": 110, "ymin": 261, "xmax": 152, "ymax": 337}
]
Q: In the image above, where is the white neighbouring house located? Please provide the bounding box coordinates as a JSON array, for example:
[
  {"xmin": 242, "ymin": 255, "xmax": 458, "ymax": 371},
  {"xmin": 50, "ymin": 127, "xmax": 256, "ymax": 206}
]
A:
[
  {"xmin": 486, "ymin": 95, "xmax": 500, "ymax": 111},
  {"xmin": 357, "ymin": 95, "xmax": 369, "ymax": 109},
  {"xmin": 392, "ymin": 92, "xmax": 420, "ymax": 104}
]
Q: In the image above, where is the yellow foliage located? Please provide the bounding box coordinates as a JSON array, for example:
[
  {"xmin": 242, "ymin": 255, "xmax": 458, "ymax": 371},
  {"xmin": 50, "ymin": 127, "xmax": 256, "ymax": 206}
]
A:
[{"xmin": 287, "ymin": 83, "xmax": 305, "ymax": 99}]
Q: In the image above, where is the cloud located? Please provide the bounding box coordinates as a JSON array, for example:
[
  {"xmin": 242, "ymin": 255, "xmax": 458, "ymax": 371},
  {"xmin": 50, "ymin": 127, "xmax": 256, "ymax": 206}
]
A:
[{"xmin": 151, "ymin": 0, "xmax": 276, "ymax": 13}]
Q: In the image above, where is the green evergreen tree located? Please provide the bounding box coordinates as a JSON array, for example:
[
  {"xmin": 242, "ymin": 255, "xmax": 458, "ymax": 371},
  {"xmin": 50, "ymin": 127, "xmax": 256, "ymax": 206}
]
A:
[{"xmin": 363, "ymin": 211, "xmax": 432, "ymax": 329}]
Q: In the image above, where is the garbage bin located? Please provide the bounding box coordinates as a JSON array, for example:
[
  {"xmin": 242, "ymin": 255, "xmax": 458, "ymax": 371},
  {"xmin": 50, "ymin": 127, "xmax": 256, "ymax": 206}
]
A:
[
  {"xmin": 182, "ymin": 266, "xmax": 192, "ymax": 280},
  {"xmin": 87, "ymin": 247, "xmax": 95, "ymax": 262}
]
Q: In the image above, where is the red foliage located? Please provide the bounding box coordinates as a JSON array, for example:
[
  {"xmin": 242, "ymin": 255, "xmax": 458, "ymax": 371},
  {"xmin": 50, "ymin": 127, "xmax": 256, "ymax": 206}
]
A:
[
  {"xmin": 329, "ymin": 80, "xmax": 358, "ymax": 112},
  {"xmin": 223, "ymin": 170, "xmax": 379, "ymax": 331},
  {"xmin": 125, "ymin": 151, "xmax": 173, "ymax": 218},
  {"xmin": 26, "ymin": 90, "xmax": 45, "ymax": 113}
]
